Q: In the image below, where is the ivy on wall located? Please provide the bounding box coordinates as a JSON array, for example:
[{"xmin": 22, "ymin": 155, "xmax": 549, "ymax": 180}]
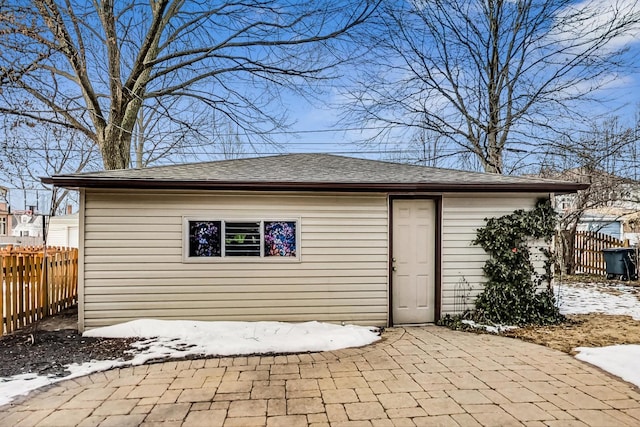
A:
[
  {"xmin": 471, "ymin": 198, "xmax": 563, "ymax": 326},
  {"xmin": 439, "ymin": 198, "xmax": 564, "ymax": 329}
]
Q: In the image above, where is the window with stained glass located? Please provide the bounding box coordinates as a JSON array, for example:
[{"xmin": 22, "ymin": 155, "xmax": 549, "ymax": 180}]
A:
[
  {"xmin": 184, "ymin": 218, "xmax": 299, "ymax": 260},
  {"xmin": 188, "ymin": 221, "xmax": 221, "ymax": 257},
  {"xmin": 264, "ymin": 221, "xmax": 296, "ymax": 257}
]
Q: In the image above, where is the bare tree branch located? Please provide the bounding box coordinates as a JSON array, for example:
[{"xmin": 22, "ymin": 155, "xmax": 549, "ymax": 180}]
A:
[
  {"xmin": 0, "ymin": 0, "xmax": 379, "ymax": 169},
  {"xmin": 342, "ymin": 0, "xmax": 640, "ymax": 173},
  {"xmin": 539, "ymin": 114, "xmax": 640, "ymax": 273}
]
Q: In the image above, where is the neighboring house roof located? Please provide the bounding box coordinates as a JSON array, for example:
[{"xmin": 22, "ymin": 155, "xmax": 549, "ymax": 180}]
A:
[
  {"xmin": 547, "ymin": 167, "xmax": 640, "ymax": 186},
  {"xmin": 42, "ymin": 153, "xmax": 588, "ymax": 193},
  {"xmin": 580, "ymin": 212, "xmax": 623, "ymax": 222},
  {"xmin": 11, "ymin": 214, "xmax": 43, "ymax": 237},
  {"xmin": 581, "ymin": 208, "xmax": 640, "ymax": 222},
  {"xmin": 12, "ymin": 213, "xmax": 42, "ymax": 227}
]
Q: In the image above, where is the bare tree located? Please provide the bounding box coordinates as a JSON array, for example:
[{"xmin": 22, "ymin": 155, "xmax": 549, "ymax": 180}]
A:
[
  {"xmin": 384, "ymin": 128, "xmax": 449, "ymax": 167},
  {"xmin": 0, "ymin": 2, "xmax": 50, "ymax": 89},
  {"xmin": 0, "ymin": 117, "xmax": 100, "ymax": 214},
  {"xmin": 217, "ymin": 122, "xmax": 248, "ymax": 160},
  {"xmin": 343, "ymin": 0, "xmax": 640, "ymax": 173},
  {"xmin": 132, "ymin": 100, "xmax": 210, "ymax": 169},
  {"xmin": 0, "ymin": 0, "xmax": 378, "ymax": 170},
  {"xmin": 540, "ymin": 116, "xmax": 639, "ymax": 273}
]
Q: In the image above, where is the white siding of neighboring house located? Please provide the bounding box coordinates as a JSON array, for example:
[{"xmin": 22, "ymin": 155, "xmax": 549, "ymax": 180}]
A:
[
  {"xmin": 440, "ymin": 193, "xmax": 550, "ymax": 315},
  {"xmin": 12, "ymin": 215, "xmax": 44, "ymax": 238},
  {"xmin": 80, "ymin": 190, "xmax": 389, "ymax": 330},
  {"xmin": 47, "ymin": 214, "xmax": 79, "ymax": 248}
]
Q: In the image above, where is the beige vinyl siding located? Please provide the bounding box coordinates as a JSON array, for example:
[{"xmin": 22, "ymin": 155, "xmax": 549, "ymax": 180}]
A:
[
  {"xmin": 81, "ymin": 190, "xmax": 389, "ymax": 330},
  {"xmin": 440, "ymin": 193, "xmax": 550, "ymax": 315}
]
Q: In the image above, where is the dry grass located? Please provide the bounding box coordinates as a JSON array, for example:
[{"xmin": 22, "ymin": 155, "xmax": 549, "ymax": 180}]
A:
[
  {"xmin": 504, "ymin": 313, "xmax": 640, "ymax": 354},
  {"xmin": 500, "ymin": 275, "xmax": 640, "ymax": 354}
]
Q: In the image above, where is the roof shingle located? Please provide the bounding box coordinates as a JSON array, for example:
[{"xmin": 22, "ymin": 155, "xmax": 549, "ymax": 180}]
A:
[{"xmin": 42, "ymin": 153, "xmax": 587, "ymax": 193}]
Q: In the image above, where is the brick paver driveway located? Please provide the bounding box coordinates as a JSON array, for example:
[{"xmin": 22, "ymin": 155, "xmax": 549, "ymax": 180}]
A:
[{"xmin": 2, "ymin": 326, "xmax": 640, "ymax": 426}]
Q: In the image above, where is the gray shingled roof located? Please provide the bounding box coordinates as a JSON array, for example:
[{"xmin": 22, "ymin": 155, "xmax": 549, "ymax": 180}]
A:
[{"xmin": 42, "ymin": 153, "xmax": 587, "ymax": 193}]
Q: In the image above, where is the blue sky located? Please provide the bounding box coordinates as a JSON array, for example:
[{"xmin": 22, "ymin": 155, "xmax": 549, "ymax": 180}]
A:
[
  {"xmin": 3, "ymin": 0, "xmax": 640, "ymax": 211},
  {"xmin": 268, "ymin": 0, "xmax": 640, "ymax": 169}
]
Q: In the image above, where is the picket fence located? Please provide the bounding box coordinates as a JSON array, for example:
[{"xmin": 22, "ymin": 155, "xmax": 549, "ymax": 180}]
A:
[
  {"xmin": 574, "ymin": 231, "xmax": 628, "ymax": 275},
  {"xmin": 0, "ymin": 246, "xmax": 78, "ymax": 336}
]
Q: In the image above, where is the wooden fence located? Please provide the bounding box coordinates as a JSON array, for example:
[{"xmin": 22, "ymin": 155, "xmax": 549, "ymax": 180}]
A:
[
  {"xmin": 574, "ymin": 231, "xmax": 628, "ymax": 275},
  {"xmin": 1, "ymin": 245, "xmax": 78, "ymax": 336}
]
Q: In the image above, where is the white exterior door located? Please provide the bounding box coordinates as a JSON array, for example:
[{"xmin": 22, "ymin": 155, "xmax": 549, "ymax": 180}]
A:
[{"xmin": 392, "ymin": 199, "xmax": 436, "ymax": 324}]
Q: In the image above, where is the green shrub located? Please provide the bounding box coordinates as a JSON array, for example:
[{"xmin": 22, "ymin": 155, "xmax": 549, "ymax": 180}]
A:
[{"xmin": 471, "ymin": 199, "xmax": 564, "ymax": 326}]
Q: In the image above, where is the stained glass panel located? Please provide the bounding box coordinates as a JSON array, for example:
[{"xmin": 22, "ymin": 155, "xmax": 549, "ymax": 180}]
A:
[
  {"xmin": 188, "ymin": 221, "xmax": 221, "ymax": 257},
  {"xmin": 264, "ymin": 221, "xmax": 296, "ymax": 257}
]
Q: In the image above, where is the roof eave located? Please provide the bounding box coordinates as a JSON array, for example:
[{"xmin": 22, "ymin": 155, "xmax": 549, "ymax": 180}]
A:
[{"xmin": 40, "ymin": 177, "xmax": 589, "ymax": 193}]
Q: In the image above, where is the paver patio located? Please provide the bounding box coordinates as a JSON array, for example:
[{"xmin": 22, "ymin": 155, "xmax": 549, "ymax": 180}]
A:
[{"xmin": 2, "ymin": 326, "xmax": 640, "ymax": 426}]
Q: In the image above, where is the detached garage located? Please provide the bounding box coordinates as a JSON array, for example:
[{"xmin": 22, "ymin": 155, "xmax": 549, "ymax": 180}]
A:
[{"xmin": 43, "ymin": 154, "xmax": 585, "ymax": 331}]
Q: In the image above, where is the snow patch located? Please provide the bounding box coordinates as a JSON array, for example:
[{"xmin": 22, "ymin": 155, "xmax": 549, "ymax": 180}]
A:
[
  {"xmin": 0, "ymin": 374, "xmax": 54, "ymax": 407},
  {"xmin": 0, "ymin": 320, "xmax": 380, "ymax": 406},
  {"xmin": 555, "ymin": 283, "xmax": 640, "ymax": 320},
  {"xmin": 575, "ymin": 345, "xmax": 640, "ymax": 389},
  {"xmin": 461, "ymin": 319, "xmax": 518, "ymax": 333},
  {"xmin": 83, "ymin": 319, "xmax": 381, "ymax": 355},
  {"xmin": 556, "ymin": 281, "xmax": 640, "ymax": 389}
]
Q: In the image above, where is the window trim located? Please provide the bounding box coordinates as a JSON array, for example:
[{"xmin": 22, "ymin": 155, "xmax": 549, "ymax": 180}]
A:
[{"xmin": 182, "ymin": 216, "xmax": 301, "ymax": 263}]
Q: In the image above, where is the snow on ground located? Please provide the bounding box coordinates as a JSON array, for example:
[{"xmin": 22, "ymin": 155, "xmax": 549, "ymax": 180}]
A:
[
  {"xmin": 0, "ymin": 320, "xmax": 380, "ymax": 406},
  {"xmin": 575, "ymin": 345, "xmax": 640, "ymax": 389},
  {"xmin": 555, "ymin": 282, "xmax": 640, "ymax": 320},
  {"xmin": 557, "ymin": 280, "xmax": 640, "ymax": 389},
  {"xmin": 0, "ymin": 374, "xmax": 56, "ymax": 406},
  {"xmin": 84, "ymin": 319, "xmax": 381, "ymax": 356},
  {"xmin": 2, "ymin": 281, "xmax": 640, "ymax": 406},
  {"xmin": 454, "ymin": 281, "xmax": 640, "ymax": 389},
  {"xmin": 460, "ymin": 319, "xmax": 518, "ymax": 334}
]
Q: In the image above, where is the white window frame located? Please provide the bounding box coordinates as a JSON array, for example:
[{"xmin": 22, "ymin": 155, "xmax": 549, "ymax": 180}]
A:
[
  {"xmin": 0, "ymin": 217, "xmax": 6, "ymax": 236},
  {"xmin": 182, "ymin": 216, "xmax": 301, "ymax": 263}
]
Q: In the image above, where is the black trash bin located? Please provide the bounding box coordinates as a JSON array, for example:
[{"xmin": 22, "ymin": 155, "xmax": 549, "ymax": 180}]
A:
[{"xmin": 602, "ymin": 248, "xmax": 638, "ymax": 281}]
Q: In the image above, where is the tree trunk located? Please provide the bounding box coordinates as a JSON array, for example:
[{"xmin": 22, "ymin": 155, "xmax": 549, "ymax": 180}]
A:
[
  {"xmin": 477, "ymin": 136, "xmax": 503, "ymax": 173},
  {"xmin": 482, "ymin": 145, "xmax": 503, "ymax": 174},
  {"xmin": 557, "ymin": 228, "xmax": 577, "ymax": 275},
  {"xmin": 99, "ymin": 124, "xmax": 132, "ymax": 170}
]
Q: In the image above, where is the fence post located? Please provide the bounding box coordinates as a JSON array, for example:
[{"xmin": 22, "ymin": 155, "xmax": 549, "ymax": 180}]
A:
[
  {"xmin": 42, "ymin": 250, "xmax": 49, "ymax": 317},
  {"xmin": 0, "ymin": 247, "xmax": 78, "ymax": 337},
  {"xmin": 0, "ymin": 255, "xmax": 4, "ymax": 335},
  {"xmin": 8, "ymin": 255, "xmax": 17, "ymax": 333}
]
